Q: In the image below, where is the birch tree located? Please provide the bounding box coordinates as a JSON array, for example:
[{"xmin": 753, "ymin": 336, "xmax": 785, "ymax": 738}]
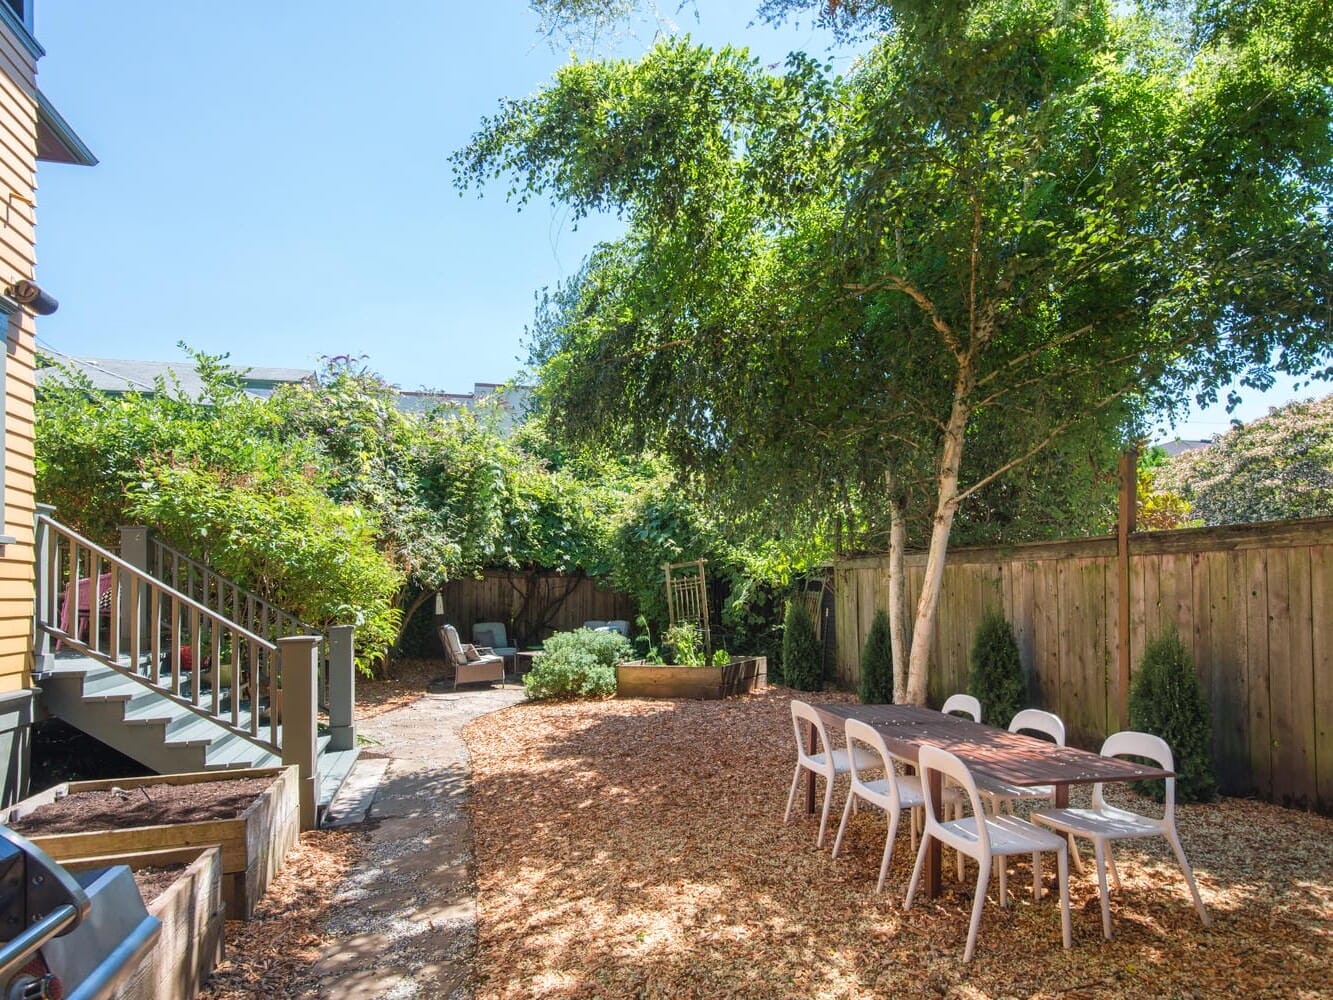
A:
[{"xmin": 461, "ymin": 0, "xmax": 1332, "ymax": 702}]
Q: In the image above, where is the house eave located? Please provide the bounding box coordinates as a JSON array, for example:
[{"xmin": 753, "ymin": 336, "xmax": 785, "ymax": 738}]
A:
[{"xmin": 36, "ymin": 89, "xmax": 96, "ymax": 166}]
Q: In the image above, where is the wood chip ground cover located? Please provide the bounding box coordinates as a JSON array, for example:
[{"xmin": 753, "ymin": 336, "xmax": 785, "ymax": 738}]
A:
[{"xmin": 464, "ymin": 688, "xmax": 1333, "ymax": 999}]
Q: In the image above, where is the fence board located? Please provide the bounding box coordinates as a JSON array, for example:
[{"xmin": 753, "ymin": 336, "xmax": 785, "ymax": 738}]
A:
[
  {"xmin": 1312, "ymin": 546, "xmax": 1333, "ymax": 811},
  {"xmin": 835, "ymin": 516, "xmax": 1333, "ymax": 812}
]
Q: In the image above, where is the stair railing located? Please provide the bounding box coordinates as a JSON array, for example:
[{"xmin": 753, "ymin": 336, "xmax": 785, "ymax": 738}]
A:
[
  {"xmin": 34, "ymin": 509, "xmax": 295, "ymax": 753},
  {"xmin": 118, "ymin": 526, "xmax": 356, "ymax": 754}
]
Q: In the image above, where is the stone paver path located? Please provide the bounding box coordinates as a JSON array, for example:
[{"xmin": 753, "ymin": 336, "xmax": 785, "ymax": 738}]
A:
[{"xmin": 310, "ymin": 683, "xmax": 525, "ymax": 999}]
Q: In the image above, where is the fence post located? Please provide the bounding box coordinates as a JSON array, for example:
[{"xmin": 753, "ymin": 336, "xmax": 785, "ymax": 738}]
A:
[
  {"xmin": 32, "ymin": 505, "xmax": 55, "ymax": 672},
  {"xmin": 278, "ymin": 635, "xmax": 320, "ymax": 830},
  {"xmin": 327, "ymin": 625, "xmax": 356, "ymax": 752}
]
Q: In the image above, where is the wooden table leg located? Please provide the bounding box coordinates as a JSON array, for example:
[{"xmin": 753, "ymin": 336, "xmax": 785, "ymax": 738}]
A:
[
  {"xmin": 925, "ymin": 767, "xmax": 942, "ymax": 898},
  {"xmin": 805, "ymin": 721, "xmax": 817, "ymax": 814},
  {"xmin": 1055, "ymin": 785, "xmax": 1069, "ymax": 808}
]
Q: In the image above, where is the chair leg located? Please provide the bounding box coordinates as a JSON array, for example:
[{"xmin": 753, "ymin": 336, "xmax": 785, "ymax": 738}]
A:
[
  {"xmin": 964, "ymin": 855, "xmax": 991, "ymax": 962},
  {"xmin": 1165, "ymin": 829, "xmax": 1212, "ymax": 927},
  {"xmin": 904, "ymin": 832, "xmax": 930, "ymax": 910},
  {"xmin": 784, "ymin": 763, "xmax": 804, "ymax": 824},
  {"xmin": 1068, "ymin": 833, "xmax": 1084, "ymax": 874},
  {"xmin": 832, "ymin": 789, "xmax": 856, "ymax": 858},
  {"xmin": 1056, "ymin": 847, "xmax": 1072, "ymax": 950},
  {"xmin": 1093, "ymin": 839, "xmax": 1113, "ymax": 941},
  {"xmin": 817, "ymin": 777, "xmax": 835, "ymax": 848},
  {"xmin": 877, "ymin": 807, "xmax": 901, "ymax": 894},
  {"xmin": 1106, "ymin": 842, "xmax": 1122, "ymax": 889}
]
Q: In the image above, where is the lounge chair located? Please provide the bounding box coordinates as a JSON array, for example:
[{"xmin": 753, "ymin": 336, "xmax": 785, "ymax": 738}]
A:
[{"xmin": 440, "ymin": 624, "xmax": 505, "ymax": 690}]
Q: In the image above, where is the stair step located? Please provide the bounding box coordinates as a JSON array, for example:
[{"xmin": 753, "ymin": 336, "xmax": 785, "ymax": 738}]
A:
[{"xmin": 205, "ymin": 734, "xmax": 276, "ymax": 770}]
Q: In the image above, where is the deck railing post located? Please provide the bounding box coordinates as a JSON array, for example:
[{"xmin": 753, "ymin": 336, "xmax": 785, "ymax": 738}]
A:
[
  {"xmin": 32, "ymin": 505, "xmax": 55, "ymax": 672},
  {"xmin": 327, "ymin": 625, "xmax": 356, "ymax": 752},
  {"xmin": 118, "ymin": 526, "xmax": 151, "ymax": 657},
  {"xmin": 278, "ymin": 635, "xmax": 319, "ymax": 830}
]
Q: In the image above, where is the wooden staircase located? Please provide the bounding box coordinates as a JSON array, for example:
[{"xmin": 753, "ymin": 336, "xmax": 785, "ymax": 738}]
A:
[{"xmin": 32, "ymin": 511, "xmax": 360, "ymax": 825}]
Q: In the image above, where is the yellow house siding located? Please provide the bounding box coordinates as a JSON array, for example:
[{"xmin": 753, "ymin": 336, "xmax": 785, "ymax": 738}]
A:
[{"xmin": 0, "ymin": 17, "xmax": 38, "ymax": 698}]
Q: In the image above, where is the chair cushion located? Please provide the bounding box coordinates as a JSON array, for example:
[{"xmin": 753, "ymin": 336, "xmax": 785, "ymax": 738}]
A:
[{"xmin": 463, "ymin": 644, "xmax": 482, "ymax": 663}]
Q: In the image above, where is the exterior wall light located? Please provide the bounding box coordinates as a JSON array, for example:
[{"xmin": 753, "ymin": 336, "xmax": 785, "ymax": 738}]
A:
[{"xmin": 6, "ymin": 279, "xmax": 58, "ymax": 315}]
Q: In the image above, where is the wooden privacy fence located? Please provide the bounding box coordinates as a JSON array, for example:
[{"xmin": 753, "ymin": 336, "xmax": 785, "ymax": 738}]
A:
[
  {"xmin": 834, "ymin": 517, "xmax": 1333, "ymax": 811},
  {"xmin": 437, "ymin": 570, "xmax": 635, "ymax": 649}
]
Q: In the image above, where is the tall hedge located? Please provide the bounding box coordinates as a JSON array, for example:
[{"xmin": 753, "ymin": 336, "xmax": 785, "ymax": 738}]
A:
[
  {"xmin": 967, "ymin": 609, "xmax": 1026, "ymax": 728},
  {"xmin": 782, "ymin": 598, "xmax": 822, "ymax": 692},
  {"xmin": 859, "ymin": 609, "xmax": 894, "ymax": 704},
  {"xmin": 1129, "ymin": 627, "xmax": 1216, "ymax": 802}
]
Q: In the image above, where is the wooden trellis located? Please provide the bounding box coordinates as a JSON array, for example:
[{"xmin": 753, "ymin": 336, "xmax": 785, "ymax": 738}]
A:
[{"xmin": 663, "ymin": 559, "xmax": 710, "ymax": 654}]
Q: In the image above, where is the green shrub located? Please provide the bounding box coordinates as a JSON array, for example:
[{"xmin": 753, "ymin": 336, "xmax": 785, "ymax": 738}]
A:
[
  {"xmin": 711, "ymin": 648, "xmax": 730, "ymax": 667},
  {"xmin": 968, "ymin": 609, "xmax": 1026, "ymax": 728},
  {"xmin": 859, "ymin": 609, "xmax": 894, "ymax": 704},
  {"xmin": 523, "ymin": 627, "xmax": 632, "ymax": 700},
  {"xmin": 1129, "ymin": 628, "xmax": 1216, "ymax": 803},
  {"xmin": 782, "ymin": 598, "xmax": 822, "ymax": 691}
]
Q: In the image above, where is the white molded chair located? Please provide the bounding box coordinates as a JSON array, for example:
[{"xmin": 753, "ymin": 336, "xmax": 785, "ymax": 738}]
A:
[
  {"xmin": 784, "ymin": 701, "xmax": 878, "ymax": 848},
  {"xmin": 906, "ymin": 745, "xmax": 1072, "ymax": 962},
  {"xmin": 941, "ymin": 693, "xmax": 981, "ymax": 722},
  {"xmin": 978, "ymin": 709, "xmax": 1067, "ymax": 814},
  {"xmin": 832, "ymin": 719, "xmax": 926, "ymax": 892},
  {"xmin": 1032, "ymin": 731, "xmax": 1211, "ymax": 940}
]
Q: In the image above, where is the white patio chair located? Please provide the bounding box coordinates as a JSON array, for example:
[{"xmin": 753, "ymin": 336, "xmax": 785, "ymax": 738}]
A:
[
  {"xmin": 906, "ymin": 744, "xmax": 1072, "ymax": 962},
  {"xmin": 978, "ymin": 709, "xmax": 1067, "ymax": 814},
  {"xmin": 832, "ymin": 718, "xmax": 926, "ymax": 892},
  {"xmin": 784, "ymin": 701, "xmax": 879, "ymax": 849},
  {"xmin": 1032, "ymin": 731, "xmax": 1211, "ymax": 940},
  {"xmin": 941, "ymin": 693, "xmax": 981, "ymax": 722}
]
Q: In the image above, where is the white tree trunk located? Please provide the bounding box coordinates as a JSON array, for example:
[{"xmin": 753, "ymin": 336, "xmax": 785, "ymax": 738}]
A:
[
  {"xmin": 886, "ymin": 480, "xmax": 909, "ymax": 703},
  {"xmin": 904, "ymin": 394, "xmax": 970, "ymax": 704}
]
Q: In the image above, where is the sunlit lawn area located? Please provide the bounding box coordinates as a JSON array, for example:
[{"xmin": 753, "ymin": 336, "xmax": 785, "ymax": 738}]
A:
[{"xmin": 465, "ymin": 688, "xmax": 1331, "ymax": 999}]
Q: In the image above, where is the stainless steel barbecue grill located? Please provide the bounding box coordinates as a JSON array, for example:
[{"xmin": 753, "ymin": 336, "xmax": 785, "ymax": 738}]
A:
[{"xmin": 0, "ymin": 826, "xmax": 159, "ymax": 1000}]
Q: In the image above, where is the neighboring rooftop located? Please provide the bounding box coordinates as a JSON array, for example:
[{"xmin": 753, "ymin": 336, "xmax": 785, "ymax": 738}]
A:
[
  {"xmin": 36, "ymin": 355, "xmax": 316, "ymax": 399},
  {"xmin": 1157, "ymin": 438, "xmax": 1214, "ymax": 458}
]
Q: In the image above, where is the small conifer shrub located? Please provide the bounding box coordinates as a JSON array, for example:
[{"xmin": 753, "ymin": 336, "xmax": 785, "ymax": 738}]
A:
[
  {"xmin": 1129, "ymin": 627, "xmax": 1216, "ymax": 802},
  {"xmin": 781, "ymin": 598, "xmax": 822, "ymax": 691},
  {"xmin": 859, "ymin": 609, "xmax": 894, "ymax": 704},
  {"xmin": 967, "ymin": 609, "xmax": 1026, "ymax": 728}
]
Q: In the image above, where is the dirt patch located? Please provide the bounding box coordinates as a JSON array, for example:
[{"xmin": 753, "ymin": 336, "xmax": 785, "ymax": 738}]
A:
[
  {"xmin": 132, "ymin": 863, "xmax": 188, "ymax": 904},
  {"xmin": 356, "ymin": 657, "xmax": 444, "ymax": 721},
  {"xmin": 8, "ymin": 778, "xmax": 274, "ymax": 835}
]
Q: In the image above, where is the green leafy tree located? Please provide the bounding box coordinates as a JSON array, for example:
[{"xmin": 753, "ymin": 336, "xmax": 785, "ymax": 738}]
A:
[
  {"xmin": 460, "ymin": 0, "xmax": 1332, "ymax": 705},
  {"xmin": 858, "ymin": 609, "xmax": 894, "ymax": 704},
  {"xmin": 1153, "ymin": 394, "xmax": 1333, "ymax": 525},
  {"xmin": 1129, "ymin": 627, "xmax": 1216, "ymax": 803},
  {"xmin": 967, "ymin": 610, "xmax": 1026, "ymax": 729},
  {"xmin": 781, "ymin": 597, "xmax": 822, "ymax": 691}
]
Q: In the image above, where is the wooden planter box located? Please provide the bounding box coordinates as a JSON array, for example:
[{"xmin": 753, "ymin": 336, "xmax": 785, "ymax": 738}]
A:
[
  {"xmin": 61, "ymin": 845, "xmax": 225, "ymax": 1000},
  {"xmin": 2, "ymin": 766, "xmax": 299, "ymax": 919},
  {"xmin": 616, "ymin": 656, "xmax": 767, "ymax": 699}
]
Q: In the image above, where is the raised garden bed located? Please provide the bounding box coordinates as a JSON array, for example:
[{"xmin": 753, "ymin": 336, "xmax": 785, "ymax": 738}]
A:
[
  {"xmin": 616, "ymin": 656, "xmax": 767, "ymax": 699},
  {"xmin": 2, "ymin": 766, "xmax": 298, "ymax": 919},
  {"xmin": 61, "ymin": 845, "xmax": 224, "ymax": 1000}
]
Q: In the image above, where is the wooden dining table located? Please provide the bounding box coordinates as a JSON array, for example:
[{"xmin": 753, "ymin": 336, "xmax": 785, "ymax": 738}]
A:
[{"xmin": 806, "ymin": 703, "xmax": 1174, "ymax": 897}]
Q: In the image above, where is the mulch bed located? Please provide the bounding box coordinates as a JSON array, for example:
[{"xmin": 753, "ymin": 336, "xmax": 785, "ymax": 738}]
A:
[
  {"xmin": 463, "ymin": 687, "xmax": 1333, "ymax": 999},
  {"xmin": 356, "ymin": 657, "xmax": 450, "ymax": 721},
  {"xmin": 7, "ymin": 778, "xmax": 275, "ymax": 835},
  {"xmin": 200, "ymin": 827, "xmax": 367, "ymax": 999}
]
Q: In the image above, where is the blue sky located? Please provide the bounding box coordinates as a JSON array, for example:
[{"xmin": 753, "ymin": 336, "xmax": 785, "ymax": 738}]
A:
[{"xmin": 30, "ymin": 2, "xmax": 1319, "ymax": 440}]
